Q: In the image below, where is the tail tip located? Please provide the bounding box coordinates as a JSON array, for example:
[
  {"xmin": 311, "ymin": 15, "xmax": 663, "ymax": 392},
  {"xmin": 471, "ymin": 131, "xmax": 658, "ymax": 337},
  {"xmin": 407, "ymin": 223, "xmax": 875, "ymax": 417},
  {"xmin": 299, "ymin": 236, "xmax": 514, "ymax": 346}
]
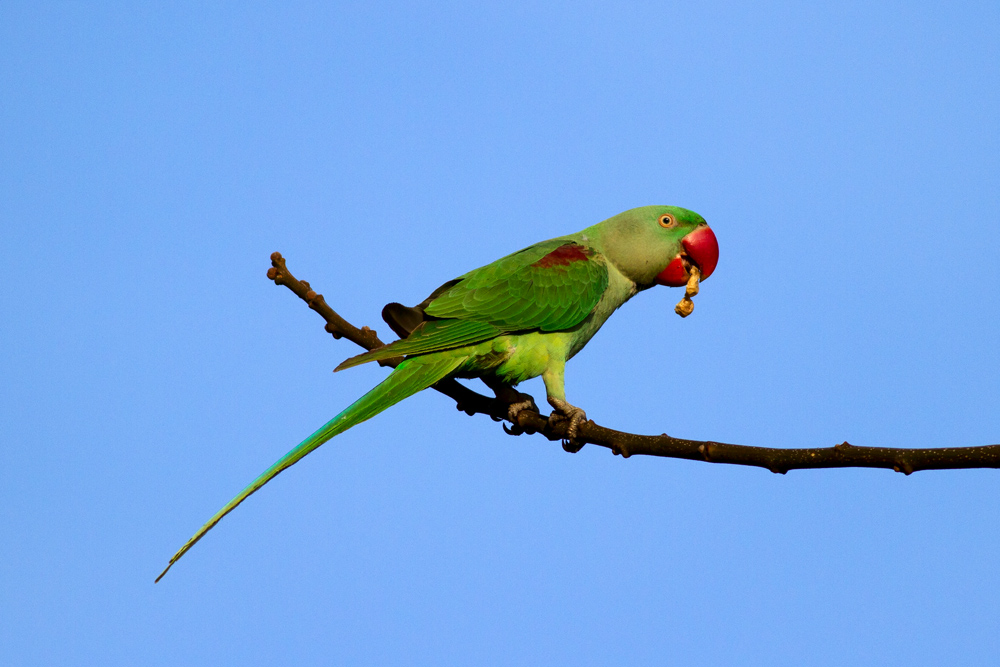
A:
[{"xmin": 154, "ymin": 563, "xmax": 172, "ymax": 583}]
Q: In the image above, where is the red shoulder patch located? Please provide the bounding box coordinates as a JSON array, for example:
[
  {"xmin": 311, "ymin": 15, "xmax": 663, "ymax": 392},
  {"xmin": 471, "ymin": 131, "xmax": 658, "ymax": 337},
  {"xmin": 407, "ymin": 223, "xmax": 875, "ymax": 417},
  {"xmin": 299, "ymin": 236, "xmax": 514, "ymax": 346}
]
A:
[{"xmin": 531, "ymin": 244, "xmax": 593, "ymax": 269}]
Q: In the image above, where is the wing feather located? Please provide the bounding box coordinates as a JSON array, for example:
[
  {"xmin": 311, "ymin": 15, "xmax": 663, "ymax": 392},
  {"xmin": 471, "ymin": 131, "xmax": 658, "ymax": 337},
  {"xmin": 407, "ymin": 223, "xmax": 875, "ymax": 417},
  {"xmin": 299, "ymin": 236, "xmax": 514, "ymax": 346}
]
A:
[
  {"xmin": 424, "ymin": 240, "xmax": 608, "ymax": 332},
  {"xmin": 340, "ymin": 239, "xmax": 609, "ymax": 369}
]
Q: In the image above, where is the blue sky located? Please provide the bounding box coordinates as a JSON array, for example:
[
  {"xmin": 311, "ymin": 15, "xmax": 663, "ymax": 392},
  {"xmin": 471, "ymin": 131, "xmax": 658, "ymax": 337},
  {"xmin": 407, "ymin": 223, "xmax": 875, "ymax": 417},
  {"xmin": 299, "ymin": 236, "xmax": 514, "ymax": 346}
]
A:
[{"xmin": 2, "ymin": 1, "xmax": 998, "ymax": 665}]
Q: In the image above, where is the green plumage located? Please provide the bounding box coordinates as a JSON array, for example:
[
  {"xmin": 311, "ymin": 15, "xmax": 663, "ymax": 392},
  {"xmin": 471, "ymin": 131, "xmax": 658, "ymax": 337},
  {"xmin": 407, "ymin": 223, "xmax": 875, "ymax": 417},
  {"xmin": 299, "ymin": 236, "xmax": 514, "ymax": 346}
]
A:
[
  {"xmin": 335, "ymin": 319, "xmax": 502, "ymax": 370},
  {"xmin": 155, "ymin": 353, "xmax": 466, "ymax": 582},
  {"xmin": 157, "ymin": 205, "xmax": 713, "ymax": 581},
  {"xmin": 336, "ymin": 240, "xmax": 608, "ymax": 370},
  {"xmin": 423, "ymin": 240, "xmax": 609, "ymax": 330}
]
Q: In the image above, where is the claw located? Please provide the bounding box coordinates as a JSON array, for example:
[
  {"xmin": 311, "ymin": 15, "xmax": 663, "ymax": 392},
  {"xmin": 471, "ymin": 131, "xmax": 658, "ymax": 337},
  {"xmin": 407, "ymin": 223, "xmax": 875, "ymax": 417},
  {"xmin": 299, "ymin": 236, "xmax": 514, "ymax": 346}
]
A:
[
  {"xmin": 561, "ymin": 438, "xmax": 584, "ymax": 453},
  {"xmin": 503, "ymin": 422, "xmax": 525, "ymax": 436},
  {"xmin": 547, "ymin": 397, "xmax": 587, "ymax": 452}
]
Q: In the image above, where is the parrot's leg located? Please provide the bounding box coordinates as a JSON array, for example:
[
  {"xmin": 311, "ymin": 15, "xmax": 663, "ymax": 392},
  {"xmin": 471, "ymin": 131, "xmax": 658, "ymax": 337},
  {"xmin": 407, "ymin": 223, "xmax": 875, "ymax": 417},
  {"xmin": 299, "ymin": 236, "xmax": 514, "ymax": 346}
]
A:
[
  {"xmin": 541, "ymin": 361, "xmax": 587, "ymax": 451},
  {"xmin": 484, "ymin": 377, "xmax": 538, "ymax": 421},
  {"xmin": 547, "ymin": 397, "xmax": 588, "ymax": 451}
]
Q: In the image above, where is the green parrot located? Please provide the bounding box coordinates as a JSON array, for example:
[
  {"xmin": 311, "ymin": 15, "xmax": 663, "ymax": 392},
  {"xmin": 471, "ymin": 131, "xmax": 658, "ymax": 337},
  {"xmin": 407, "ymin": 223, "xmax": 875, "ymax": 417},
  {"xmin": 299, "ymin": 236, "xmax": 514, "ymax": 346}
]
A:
[{"xmin": 156, "ymin": 205, "xmax": 719, "ymax": 581}]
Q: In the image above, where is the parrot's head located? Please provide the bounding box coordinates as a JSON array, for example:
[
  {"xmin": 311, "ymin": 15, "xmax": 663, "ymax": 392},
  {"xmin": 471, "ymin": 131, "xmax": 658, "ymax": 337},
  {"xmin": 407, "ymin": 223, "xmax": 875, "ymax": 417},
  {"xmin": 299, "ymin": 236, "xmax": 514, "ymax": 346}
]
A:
[{"xmin": 594, "ymin": 205, "xmax": 719, "ymax": 289}]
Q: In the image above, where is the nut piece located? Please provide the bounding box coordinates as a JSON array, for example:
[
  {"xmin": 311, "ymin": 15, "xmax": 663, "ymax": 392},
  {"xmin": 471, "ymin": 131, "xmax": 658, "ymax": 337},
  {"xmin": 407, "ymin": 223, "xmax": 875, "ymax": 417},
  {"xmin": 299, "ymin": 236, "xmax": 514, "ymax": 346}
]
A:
[
  {"xmin": 674, "ymin": 266, "xmax": 701, "ymax": 318},
  {"xmin": 684, "ymin": 266, "xmax": 700, "ymax": 297}
]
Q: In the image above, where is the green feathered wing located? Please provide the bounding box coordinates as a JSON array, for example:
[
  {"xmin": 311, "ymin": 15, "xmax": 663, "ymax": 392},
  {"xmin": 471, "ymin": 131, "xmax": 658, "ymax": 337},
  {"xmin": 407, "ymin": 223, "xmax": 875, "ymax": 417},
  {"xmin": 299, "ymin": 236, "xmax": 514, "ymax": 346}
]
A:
[{"xmin": 337, "ymin": 239, "xmax": 610, "ymax": 370}]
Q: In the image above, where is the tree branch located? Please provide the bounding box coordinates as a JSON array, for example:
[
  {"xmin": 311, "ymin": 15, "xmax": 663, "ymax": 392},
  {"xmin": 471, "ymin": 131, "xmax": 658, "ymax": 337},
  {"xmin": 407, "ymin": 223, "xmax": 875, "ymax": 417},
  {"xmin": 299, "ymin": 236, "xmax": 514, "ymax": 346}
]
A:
[{"xmin": 267, "ymin": 252, "xmax": 1000, "ymax": 474}]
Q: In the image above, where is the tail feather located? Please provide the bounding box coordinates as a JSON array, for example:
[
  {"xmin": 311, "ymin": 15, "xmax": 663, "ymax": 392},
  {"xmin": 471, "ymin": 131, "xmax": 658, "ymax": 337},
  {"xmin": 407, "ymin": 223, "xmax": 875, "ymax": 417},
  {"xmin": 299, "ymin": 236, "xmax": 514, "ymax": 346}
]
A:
[
  {"xmin": 335, "ymin": 320, "xmax": 501, "ymax": 372},
  {"xmin": 156, "ymin": 353, "xmax": 466, "ymax": 582}
]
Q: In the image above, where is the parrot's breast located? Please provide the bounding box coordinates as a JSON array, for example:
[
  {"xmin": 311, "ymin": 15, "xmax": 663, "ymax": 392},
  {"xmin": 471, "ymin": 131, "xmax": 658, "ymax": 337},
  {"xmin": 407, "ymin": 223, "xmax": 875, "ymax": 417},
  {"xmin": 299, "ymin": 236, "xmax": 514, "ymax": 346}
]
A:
[
  {"xmin": 486, "ymin": 332, "xmax": 571, "ymax": 386},
  {"xmin": 563, "ymin": 261, "xmax": 638, "ymax": 360}
]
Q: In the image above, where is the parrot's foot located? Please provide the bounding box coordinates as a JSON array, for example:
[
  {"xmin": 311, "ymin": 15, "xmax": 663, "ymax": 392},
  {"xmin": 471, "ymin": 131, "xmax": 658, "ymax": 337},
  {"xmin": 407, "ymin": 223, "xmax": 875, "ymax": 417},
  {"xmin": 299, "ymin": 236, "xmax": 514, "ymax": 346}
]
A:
[
  {"xmin": 489, "ymin": 385, "xmax": 538, "ymax": 424},
  {"xmin": 502, "ymin": 396, "xmax": 539, "ymax": 436},
  {"xmin": 547, "ymin": 397, "xmax": 588, "ymax": 452},
  {"xmin": 507, "ymin": 396, "xmax": 538, "ymax": 422}
]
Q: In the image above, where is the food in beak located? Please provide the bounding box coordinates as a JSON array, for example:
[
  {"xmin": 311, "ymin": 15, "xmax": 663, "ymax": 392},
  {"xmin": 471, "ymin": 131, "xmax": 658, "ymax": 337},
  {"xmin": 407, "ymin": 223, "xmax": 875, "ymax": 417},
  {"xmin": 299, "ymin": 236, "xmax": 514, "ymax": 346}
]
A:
[
  {"xmin": 655, "ymin": 224, "xmax": 719, "ymax": 287},
  {"xmin": 674, "ymin": 266, "xmax": 701, "ymax": 318}
]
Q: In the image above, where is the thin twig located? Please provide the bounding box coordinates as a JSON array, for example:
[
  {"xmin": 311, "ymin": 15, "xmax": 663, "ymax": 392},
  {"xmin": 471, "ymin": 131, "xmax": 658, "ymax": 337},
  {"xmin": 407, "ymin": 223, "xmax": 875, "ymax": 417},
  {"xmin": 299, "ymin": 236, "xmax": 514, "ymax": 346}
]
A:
[{"xmin": 268, "ymin": 252, "xmax": 1000, "ymax": 474}]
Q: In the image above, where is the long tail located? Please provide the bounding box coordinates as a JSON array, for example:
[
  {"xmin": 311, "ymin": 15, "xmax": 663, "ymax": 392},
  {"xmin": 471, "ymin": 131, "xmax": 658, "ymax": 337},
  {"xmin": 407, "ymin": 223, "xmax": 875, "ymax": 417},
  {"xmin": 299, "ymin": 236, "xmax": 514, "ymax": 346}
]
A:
[{"xmin": 156, "ymin": 353, "xmax": 466, "ymax": 582}]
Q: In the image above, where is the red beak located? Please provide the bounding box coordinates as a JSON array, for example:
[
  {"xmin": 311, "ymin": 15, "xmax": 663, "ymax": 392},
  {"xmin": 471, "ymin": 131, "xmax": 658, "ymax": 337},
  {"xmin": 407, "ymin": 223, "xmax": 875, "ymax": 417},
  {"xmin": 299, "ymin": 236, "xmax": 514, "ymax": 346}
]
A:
[{"xmin": 655, "ymin": 224, "xmax": 719, "ymax": 287}]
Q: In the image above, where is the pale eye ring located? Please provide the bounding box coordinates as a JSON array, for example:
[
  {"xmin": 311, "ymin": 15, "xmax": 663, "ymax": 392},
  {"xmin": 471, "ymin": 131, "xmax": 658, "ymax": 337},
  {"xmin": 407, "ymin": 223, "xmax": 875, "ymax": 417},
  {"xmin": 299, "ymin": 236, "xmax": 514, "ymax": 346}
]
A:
[{"xmin": 659, "ymin": 214, "xmax": 677, "ymax": 228}]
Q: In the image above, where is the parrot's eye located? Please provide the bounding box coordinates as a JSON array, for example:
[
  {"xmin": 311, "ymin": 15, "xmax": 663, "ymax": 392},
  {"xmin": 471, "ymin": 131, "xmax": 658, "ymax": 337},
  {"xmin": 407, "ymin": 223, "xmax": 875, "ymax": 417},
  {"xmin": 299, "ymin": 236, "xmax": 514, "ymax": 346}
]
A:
[{"xmin": 658, "ymin": 214, "xmax": 677, "ymax": 228}]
